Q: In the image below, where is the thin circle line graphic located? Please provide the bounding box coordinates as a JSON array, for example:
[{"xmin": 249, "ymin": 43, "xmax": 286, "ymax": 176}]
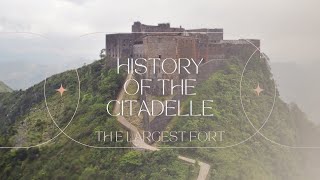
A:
[
  {"xmin": 44, "ymin": 33, "xmax": 273, "ymax": 149},
  {"xmin": 0, "ymin": 32, "xmax": 73, "ymax": 149},
  {"xmin": 0, "ymin": 32, "xmax": 49, "ymax": 39},
  {"xmin": 43, "ymin": 69, "xmax": 82, "ymax": 143},
  {"xmin": 239, "ymin": 40, "xmax": 320, "ymax": 149},
  {"xmin": 0, "ymin": 70, "xmax": 80, "ymax": 149},
  {"xmin": 2, "ymin": 32, "xmax": 315, "ymax": 149},
  {"xmin": 44, "ymin": 69, "xmax": 137, "ymax": 149}
]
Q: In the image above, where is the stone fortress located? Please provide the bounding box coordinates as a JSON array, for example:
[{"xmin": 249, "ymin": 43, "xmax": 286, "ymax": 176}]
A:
[
  {"xmin": 105, "ymin": 21, "xmax": 262, "ymax": 134},
  {"xmin": 106, "ymin": 21, "xmax": 260, "ymax": 61},
  {"xmin": 105, "ymin": 21, "xmax": 261, "ymax": 95}
]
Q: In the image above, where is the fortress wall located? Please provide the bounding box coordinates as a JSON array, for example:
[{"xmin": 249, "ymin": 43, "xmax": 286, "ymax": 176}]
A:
[
  {"xmin": 143, "ymin": 36, "xmax": 180, "ymax": 95},
  {"xmin": 148, "ymin": 59, "xmax": 228, "ymax": 141},
  {"xmin": 149, "ymin": 92, "xmax": 183, "ymax": 142},
  {"xmin": 176, "ymin": 37, "xmax": 199, "ymax": 79},
  {"xmin": 105, "ymin": 33, "xmax": 134, "ymax": 59},
  {"xmin": 176, "ymin": 37, "xmax": 198, "ymax": 59},
  {"xmin": 106, "ymin": 22, "xmax": 262, "ymax": 135},
  {"xmin": 133, "ymin": 44, "xmax": 144, "ymax": 58},
  {"xmin": 196, "ymin": 43, "xmax": 208, "ymax": 62},
  {"xmin": 207, "ymin": 32, "xmax": 224, "ymax": 42},
  {"xmin": 142, "ymin": 35, "xmax": 200, "ymax": 95},
  {"xmin": 187, "ymin": 29, "xmax": 224, "ymax": 42},
  {"xmin": 105, "ymin": 34, "xmax": 118, "ymax": 58},
  {"xmin": 195, "ymin": 36, "xmax": 210, "ymax": 63},
  {"xmin": 106, "ymin": 22, "xmax": 261, "ymax": 96},
  {"xmin": 197, "ymin": 59, "xmax": 228, "ymax": 82},
  {"xmin": 204, "ymin": 39, "xmax": 261, "ymax": 61},
  {"xmin": 222, "ymin": 40, "xmax": 260, "ymax": 60},
  {"xmin": 207, "ymin": 43, "xmax": 227, "ymax": 59}
]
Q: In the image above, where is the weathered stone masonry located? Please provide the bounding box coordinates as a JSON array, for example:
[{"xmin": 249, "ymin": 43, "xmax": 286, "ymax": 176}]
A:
[
  {"xmin": 106, "ymin": 21, "xmax": 261, "ymax": 139},
  {"xmin": 106, "ymin": 21, "xmax": 260, "ymax": 89}
]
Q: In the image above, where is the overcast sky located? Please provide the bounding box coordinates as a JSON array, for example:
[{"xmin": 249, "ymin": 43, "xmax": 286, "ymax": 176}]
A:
[
  {"xmin": 0, "ymin": 0, "xmax": 319, "ymax": 89},
  {"xmin": 1, "ymin": 0, "xmax": 319, "ymax": 62}
]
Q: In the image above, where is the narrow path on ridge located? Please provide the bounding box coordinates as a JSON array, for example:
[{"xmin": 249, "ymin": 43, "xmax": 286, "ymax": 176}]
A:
[{"xmin": 114, "ymin": 73, "xmax": 211, "ymax": 180}]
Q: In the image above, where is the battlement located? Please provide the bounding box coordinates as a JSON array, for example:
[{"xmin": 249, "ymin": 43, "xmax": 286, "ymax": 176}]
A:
[
  {"xmin": 105, "ymin": 21, "xmax": 262, "ymax": 137},
  {"xmin": 106, "ymin": 21, "xmax": 260, "ymax": 95},
  {"xmin": 106, "ymin": 21, "xmax": 260, "ymax": 60},
  {"xmin": 132, "ymin": 21, "xmax": 184, "ymax": 33}
]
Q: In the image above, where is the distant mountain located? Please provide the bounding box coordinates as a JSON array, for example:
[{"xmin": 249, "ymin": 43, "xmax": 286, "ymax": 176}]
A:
[
  {"xmin": 0, "ymin": 61, "xmax": 83, "ymax": 90},
  {"xmin": 0, "ymin": 81, "xmax": 12, "ymax": 93}
]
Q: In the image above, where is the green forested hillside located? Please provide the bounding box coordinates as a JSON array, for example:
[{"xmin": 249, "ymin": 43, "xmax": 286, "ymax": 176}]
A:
[
  {"xmin": 0, "ymin": 59, "xmax": 196, "ymax": 180},
  {"xmin": 0, "ymin": 56, "xmax": 318, "ymax": 180},
  {"xmin": 0, "ymin": 81, "xmax": 12, "ymax": 93},
  {"xmin": 165, "ymin": 57, "xmax": 318, "ymax": 180}
]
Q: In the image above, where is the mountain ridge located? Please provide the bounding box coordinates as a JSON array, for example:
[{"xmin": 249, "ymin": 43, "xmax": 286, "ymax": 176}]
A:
[
  {"xmin": 0, "ymin": 57, "xmax": 319, "ymax": 179},
  {"xmin": 0, "ymin": 81, "xmax": 12, "ymax": 93}
]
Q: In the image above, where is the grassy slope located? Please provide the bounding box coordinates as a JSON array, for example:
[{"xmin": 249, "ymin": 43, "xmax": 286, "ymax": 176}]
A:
[
  {"xmin": 164, "ymin": 57, "xmax": 315, "ymax": 180},
  {"xmin": 0, "ymin": 59, "xmax": 195, "ymax": 180},
  {"xmin": 0, "ymin": 56, "xmax": 317, "ymax": 180}
]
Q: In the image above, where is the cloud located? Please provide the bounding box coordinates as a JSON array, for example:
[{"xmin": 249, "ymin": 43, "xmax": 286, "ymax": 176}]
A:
[
  {"xmin": 0, "ymin": 17, "xmax": 31, "ymax": 31},
  {"xmin": 0, "ymin": 0, "xmax": 319, "ymax": 63}
]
